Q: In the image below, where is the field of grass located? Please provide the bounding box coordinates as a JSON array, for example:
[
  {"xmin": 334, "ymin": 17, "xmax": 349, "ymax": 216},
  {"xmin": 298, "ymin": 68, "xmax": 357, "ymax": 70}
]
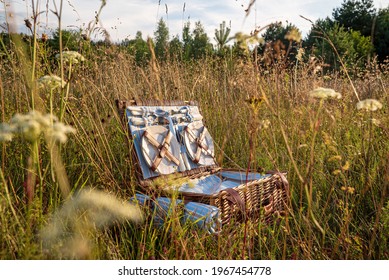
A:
[{"xmin": 1, "ymin": 19, "xmax": 388, "ymax": 259}]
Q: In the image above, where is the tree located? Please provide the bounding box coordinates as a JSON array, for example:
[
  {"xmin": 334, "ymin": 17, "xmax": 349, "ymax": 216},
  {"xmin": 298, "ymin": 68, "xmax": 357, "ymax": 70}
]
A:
[
  {"xmin": 123, "ymin": 31, "xmax": 150, "ymax": 65},
  {"xmin": 259, "ymin": 22, "xmax": 301, "ymax": 64},
  {"xmin": 304, "ymin": 17, "xmax": 335, "ymax": 59},
  {"xmin": 181, "ymin": 21, "xmax": 212, "ymax": 60},
  {"xmin": 191, "ymin": 21, "xmax": 212, "ymax": 59},
  {"xmin": 310, "ymin": 23, "xmax": 374, "ymax": 69},
  {"xmin": 182, "ymin": 21, "xmax": 193, "ymax": 60},
  {"xmin": 333, "ymin": 0, "xmax": 376, "ymax": 37},
  {"xmin": 49, "ymin": 28, "xmax": 83, "ymax": 52},
  {"xmin": 307, "ymin": 1, "xmax": 388, "ymax": 62},
  {"xmin": 374, "ymin": 7, "xmax": 389, "ymax": 61},
  {"xmin": 154, "ymin": 18, "xmax": 169, "ymax": 61},
  {"xmin": 214, "ymin": 21, "xmax": 231, "ymax": 55},
  {"xmin": 169, "ymin": 35, "xmax": 183, "ymax": 60}
]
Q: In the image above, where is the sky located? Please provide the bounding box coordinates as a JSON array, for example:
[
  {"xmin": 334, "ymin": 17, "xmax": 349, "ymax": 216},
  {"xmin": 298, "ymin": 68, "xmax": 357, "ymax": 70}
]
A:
[{"xmin": 2, "ymin": 0, "xmax": 389, "ymax": 44}]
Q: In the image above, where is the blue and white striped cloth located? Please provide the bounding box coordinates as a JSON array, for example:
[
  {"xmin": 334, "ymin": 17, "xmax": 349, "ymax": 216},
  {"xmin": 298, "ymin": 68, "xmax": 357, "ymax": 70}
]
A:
[{"xmin": 131, "ymin": 193, "xmax": 221, "ymax": 234}]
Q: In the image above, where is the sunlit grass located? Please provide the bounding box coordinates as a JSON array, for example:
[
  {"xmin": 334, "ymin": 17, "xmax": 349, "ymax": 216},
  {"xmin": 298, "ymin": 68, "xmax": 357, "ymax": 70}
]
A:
[{"xmin": 0, "ymin": 1, "xmax": 388, "ymax": 260}]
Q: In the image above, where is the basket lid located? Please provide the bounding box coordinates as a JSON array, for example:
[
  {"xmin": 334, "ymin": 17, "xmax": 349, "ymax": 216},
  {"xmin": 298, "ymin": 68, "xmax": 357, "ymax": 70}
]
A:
[{"xmin": 125, "ymin": 103, "xmax": 217, "ymax": 180}]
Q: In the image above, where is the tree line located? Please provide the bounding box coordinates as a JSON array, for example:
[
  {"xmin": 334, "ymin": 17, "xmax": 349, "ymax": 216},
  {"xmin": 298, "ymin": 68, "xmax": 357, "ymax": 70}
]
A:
[
  {"xmin": 123, "ymin": 0, "xmax": 388, "ymax": 68},
  {"xmin": 1, "ymin": 0, "xmax": 388, "ymax": 69}
]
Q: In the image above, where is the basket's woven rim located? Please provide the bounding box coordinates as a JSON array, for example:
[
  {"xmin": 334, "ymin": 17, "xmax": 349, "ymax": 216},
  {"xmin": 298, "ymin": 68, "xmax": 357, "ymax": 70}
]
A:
[{"xmin": 178, "ymin": 171, "xmax": 288, "ymax": 199}]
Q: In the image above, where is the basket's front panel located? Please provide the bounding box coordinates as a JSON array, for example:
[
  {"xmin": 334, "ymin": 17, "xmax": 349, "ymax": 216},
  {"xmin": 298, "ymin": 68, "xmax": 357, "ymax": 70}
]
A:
[{"xmin": 178, "ymin": 170, "xmax": 288, "ymax": 225}]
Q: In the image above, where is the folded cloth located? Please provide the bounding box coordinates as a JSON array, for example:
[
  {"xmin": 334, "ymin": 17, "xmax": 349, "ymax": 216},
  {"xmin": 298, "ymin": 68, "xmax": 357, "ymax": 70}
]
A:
[
  {"xmin": 183, "ymin": 201, "xmax": 221, "ymax": 234},
  {"xmin": 131, "ymin": 193, "xmax": 221, "ymax": 234}
]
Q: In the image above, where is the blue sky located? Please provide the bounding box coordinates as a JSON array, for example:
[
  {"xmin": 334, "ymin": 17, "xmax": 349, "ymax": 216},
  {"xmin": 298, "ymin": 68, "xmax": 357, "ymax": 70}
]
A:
[{"xmin": 2, "ymin": 0, "xmax": 389, "ymax": 43}]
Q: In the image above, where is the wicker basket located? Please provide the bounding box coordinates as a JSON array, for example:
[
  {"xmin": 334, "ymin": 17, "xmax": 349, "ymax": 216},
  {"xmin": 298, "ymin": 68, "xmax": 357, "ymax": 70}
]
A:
[{"xmin": 116, "ymin": 99, "xmax": 289, "ymax": 226}]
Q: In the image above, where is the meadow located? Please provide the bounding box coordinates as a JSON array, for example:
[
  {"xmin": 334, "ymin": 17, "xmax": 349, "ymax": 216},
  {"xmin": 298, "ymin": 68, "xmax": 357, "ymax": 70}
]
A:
[{"xmin": 0, "ymin": 9, "xmax": 388, "ymax": 259}]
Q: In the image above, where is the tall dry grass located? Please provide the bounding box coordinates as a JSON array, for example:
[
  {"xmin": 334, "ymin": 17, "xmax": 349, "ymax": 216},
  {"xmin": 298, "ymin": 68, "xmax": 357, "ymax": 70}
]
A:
[{"xmin": 0, "ymin": 1, "xmax": 388, "ymax": 260}]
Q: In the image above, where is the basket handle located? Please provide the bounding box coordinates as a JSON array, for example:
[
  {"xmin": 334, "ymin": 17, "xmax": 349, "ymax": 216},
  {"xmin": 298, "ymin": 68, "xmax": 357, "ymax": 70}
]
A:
[
  {"xmin": 223, "ymin": 188, "xmax": 246, "ymax": 217},
  {"xmin": 266, "ymin": 171, "xmax": 290, "ymax": 195}
]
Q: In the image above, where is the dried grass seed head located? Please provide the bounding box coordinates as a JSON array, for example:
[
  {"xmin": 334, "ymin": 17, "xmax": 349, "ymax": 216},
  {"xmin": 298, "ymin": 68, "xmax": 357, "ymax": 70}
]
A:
[{"xmin": 41, "ymin": 188, "xmax": 143, "ymax": 258}]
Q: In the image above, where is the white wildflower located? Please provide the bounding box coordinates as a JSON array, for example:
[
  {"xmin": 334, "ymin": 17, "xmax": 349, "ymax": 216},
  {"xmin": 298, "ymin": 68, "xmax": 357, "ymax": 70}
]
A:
[
  {"xmin": 284, "ymin": 27, "xmax": 302, "ymax": 43},
  {"xmin": 56, "ymin": 51, "xmax": 85, "ymax": 64},
  {"xmin": 0, "ymin": 123, "xmax": 15, "ymax": 142},
  {"xmin": 38, "ymin": 75, "xmax": 66, "ymax": 90},
  {"xmin": 46, "ymin": 122, "xmax": 76, "ymax": 143},
  {"xmin": 371, "ymin": 118, "xmax": 381, "ymax": 126},
  {"xmin": 11, "ymin": 112, "xmax": 44, "ymax": 142},
  {"xmin": 313, "ymin": 65, "xmax": 322, "ymax": 75},
  {"xmin": 296, "ymin": 48, "xmax": 305, "ymax": 62},
  {"xmin": 309, "ymin": 87, "xmax": 342, "ymax": 100},
  {"xmin": 356, "ymin": 99, "xmax": 383, "ymax": 112},
  {"xmin": 260, "ymin": 119, "xmax": 271, "ymax": 129},
  {"xmin": 9, "ymin": 111, "xmax": 72, "ymax": 143}
]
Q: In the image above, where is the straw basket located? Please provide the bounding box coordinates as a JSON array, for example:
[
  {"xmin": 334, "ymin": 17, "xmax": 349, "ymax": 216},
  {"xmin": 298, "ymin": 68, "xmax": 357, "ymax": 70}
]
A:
[{"xmin": 116, "ymin": 99, "xmax": 289, "ymax": 227}]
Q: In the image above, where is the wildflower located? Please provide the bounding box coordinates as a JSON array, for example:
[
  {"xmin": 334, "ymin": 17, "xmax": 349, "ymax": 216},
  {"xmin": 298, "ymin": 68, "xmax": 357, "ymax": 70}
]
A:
[
  {"xmin": 10, "ymin": 111, "xmax": 46, "ymax": 142},
  {"xmin": 341, "ymin": 186, "xmax": 355, "ymax": 194},
  {"xmin": 284, "ymin": 28, "xmax": 302, "ymax": 43},
  {"xmin": 309, "ymin": 87, "xmax": 342, "ymax": 100},
  {"xmin": 260, "ymin": 119, "xmax": 270, "ymax": 129},
  {"xmin": 328, "ymin": 155, "xmax": 342, "ymax": 162},
  {"xmin": 234, "ymin": 32, "xmax": 264, "ymax": 54},
  {"xmin": 356, "ymin": 99, "xmax": 382, "ymax": 112},
  {"xmin": 342, "ymin": 161, "xmax": 350, "ymax": 171},
  {"xmin": 46, "ymin": 122, "xmax": 76, "ymax": 143},
  {"xmin": 0, "ymin": 123, "xmax": 15, "ymax": 142},
  {"xmin": 371, "ymin": 118, "xmax": 381, "ymax": 127},
  {"xmin": 38, "ymin": 75, "xmax": 66, "ymax": 90},
  {"xmin": 333, "ymin": 169, "xmax": 341, "ymax": 175},
  {"xmin": 313, "ymin": 65, "xmax": 322, "ymax": 75},
  {"xmin": 8, "ymin": 111, "xmax": 73, "ymax": 143},
  {"xmin": 296, "ymin": 48, "xmax": 305, "ymax": 62},
  {"xmin": 56, "ymin": 51, "xmax": 85, "ymax": 64}
]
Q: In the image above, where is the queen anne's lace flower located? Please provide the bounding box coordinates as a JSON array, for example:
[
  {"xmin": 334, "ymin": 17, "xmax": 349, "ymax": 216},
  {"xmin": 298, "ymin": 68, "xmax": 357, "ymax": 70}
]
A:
[
  {"xmin": 46, "ymin": 122, "xmax": 76, "ymax": 143},
  {"xmin": 1, "ymin": 111, "xmax": 74, "ymax": 143},
  {"xmin": 309, "ymin": 87, "xmax": 342, "ymax": 100},
  {"xmin": 356, "ymin": 99, "xmax": 383, "ymax": 112},
  {"xmin": 56, "ymin": 51, "xmax": 85, "ymax": 64},
  {"xmin": 38, "ymin": 75, "xmax": 66, "ymax": 89},
  {"xmin": 0, "ymin": 123, "xmax": 15, "ymax": 142}
]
